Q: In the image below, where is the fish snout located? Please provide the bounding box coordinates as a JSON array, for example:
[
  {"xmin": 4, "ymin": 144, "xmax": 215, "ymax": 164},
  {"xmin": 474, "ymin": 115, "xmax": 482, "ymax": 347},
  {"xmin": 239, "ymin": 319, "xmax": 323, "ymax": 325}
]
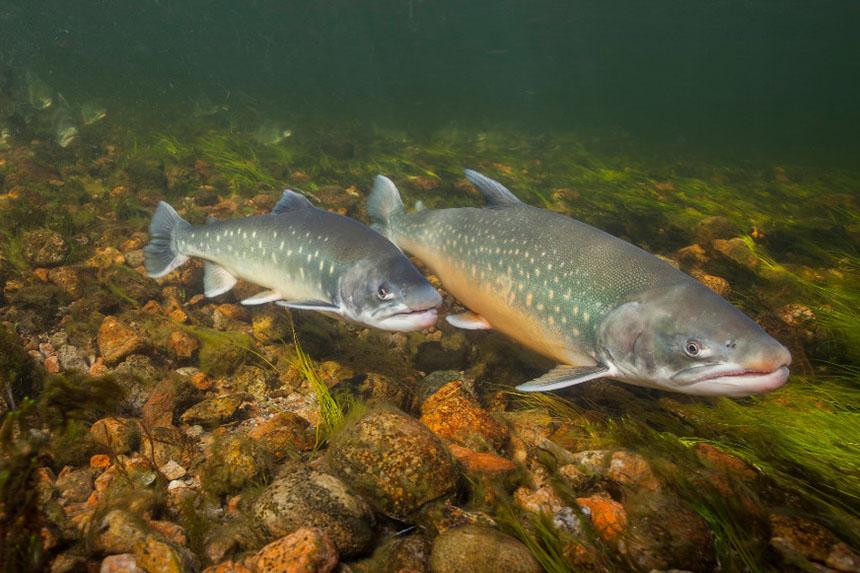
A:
[
  {"xmin": 406, "ymin": 282, "xmax": 443, "ymax": 311},
  {"xmin": 747, "ymin": 338, "xmax": 792, "ymax": 373}
]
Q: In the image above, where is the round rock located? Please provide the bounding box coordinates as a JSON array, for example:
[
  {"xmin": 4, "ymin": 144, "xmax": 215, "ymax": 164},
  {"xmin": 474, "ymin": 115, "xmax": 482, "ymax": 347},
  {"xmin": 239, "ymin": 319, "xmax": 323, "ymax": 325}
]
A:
[
  {"xmin": 327, "ymin": 408, "xmax": 459, "ymax": 520},
  {"xmin": 252, "ymin": 461, "xmax": 373, "ymax": 557},
  {"xmin": 430, "ymin": 525, "xmax": 541, "ymax": 573}
]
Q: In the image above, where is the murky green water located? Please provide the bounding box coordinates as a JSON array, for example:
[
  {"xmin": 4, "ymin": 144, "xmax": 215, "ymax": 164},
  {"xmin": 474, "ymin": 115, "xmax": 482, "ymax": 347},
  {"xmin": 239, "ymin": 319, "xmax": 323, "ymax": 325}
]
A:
[{"xmin": 1, "ymin": 2, "xmax": 858, "ymax": 572}]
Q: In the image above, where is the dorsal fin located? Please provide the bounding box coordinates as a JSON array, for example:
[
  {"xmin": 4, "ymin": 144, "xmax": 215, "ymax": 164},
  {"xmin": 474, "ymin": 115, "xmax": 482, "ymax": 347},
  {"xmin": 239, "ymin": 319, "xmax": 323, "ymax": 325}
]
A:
[
  {"xmin": 272, "ymin": 189, "xmax": 314, "ymax": 214},
  {"xmin": 464, "ymin": 169, "xmax": 523, "ymax": 207}
]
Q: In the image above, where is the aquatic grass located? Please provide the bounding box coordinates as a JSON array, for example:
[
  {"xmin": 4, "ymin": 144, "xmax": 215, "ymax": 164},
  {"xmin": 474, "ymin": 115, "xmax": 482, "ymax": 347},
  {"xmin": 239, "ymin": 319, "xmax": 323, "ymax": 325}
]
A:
[
  {"xmin": 289, "ymin": 325, "xmax": 359, "ymax": 447},
  {"xmin": 495, "ymin": 504, "xmax": 574, "ymax": 573},
  {"xmin": 198, "ymin": 133, "xmax": 279, "ymax": 193}
]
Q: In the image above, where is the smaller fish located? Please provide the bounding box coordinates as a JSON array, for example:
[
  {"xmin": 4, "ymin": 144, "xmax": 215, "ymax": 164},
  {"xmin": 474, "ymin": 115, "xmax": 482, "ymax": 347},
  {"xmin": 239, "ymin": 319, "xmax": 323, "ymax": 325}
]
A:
[
  {"xmin": 0, "ymin": 124, "xmax": 10, "ymax": 150},
  {"xmin": 53, "ymin": 106, "xmax": 78, "ymax": 147},
  {"xmin": 80, "ymin": 101, "xmax": 107, "ymax": 126},
  {"xmin": 144, "ymin": 189, "xmax": 442, "ymax": 331},
  {"xmin": 25, "ymin": 70, "xmax": 53, "ymax": 110},
  {"xmin": 252, "ymin": 122, "xmax": 292, "ymax": 146}
]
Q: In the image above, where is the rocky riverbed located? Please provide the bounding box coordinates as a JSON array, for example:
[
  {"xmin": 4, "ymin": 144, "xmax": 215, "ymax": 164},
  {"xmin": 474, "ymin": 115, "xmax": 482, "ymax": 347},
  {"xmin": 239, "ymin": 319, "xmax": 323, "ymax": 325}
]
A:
[{"xmin": 1, "ymin": 121, "xmax": 859, "ymax": 572}]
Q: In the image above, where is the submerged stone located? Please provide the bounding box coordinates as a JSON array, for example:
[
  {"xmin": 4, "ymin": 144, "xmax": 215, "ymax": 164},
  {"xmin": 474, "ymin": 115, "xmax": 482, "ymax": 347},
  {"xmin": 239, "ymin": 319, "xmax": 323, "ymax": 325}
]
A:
[
  {"xmin": 252, "ymin": 461, "xmax": 373, "ymax": 557},
  {"xmin": 419, "ymin": 378, "xmax": 509, "ymax": 452},
  {"xmin": 251, "ymin": 527, "xmax": 338, "ymax": 573},
  {"xmin": 327, "ymin": 407, "xmax": 459, "ymax": 520},
  {"xmin": 429, "ymin": 525, "xmax": 540, "ymax": 573}
]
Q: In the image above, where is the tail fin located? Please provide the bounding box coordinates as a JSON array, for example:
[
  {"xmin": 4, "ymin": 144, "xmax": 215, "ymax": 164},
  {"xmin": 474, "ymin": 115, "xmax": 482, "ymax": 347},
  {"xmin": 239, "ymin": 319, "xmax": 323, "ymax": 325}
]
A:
[
  {"xmin": 368, "ymin": 175, "xmax": 405, "ymax": 237},
  {"xmin": 144, "ymin": 201, "xmax": 192, "ymax": 278}
]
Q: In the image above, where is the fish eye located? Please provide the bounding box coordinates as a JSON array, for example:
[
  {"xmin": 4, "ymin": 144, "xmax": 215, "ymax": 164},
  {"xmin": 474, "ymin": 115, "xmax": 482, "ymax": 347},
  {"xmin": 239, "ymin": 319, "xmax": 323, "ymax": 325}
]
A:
[
  {"xmin": 684, "ymin": 340, "xmax": 701, "ymax": 357},
  {"xmin": 376, "ymin": 285, "xmax": 393, "ymax": 301}
]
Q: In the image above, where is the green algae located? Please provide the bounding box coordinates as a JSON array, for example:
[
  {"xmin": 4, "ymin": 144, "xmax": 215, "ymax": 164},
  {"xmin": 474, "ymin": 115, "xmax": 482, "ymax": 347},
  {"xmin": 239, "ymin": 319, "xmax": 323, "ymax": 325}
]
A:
[{"xmin": 182, "ymin": 325, "xmax": 255, "ymax": 377}]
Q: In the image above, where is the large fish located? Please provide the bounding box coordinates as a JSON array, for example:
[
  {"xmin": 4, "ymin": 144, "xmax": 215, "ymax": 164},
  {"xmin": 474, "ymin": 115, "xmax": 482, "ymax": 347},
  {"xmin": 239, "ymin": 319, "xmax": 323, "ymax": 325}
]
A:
[
  {"xmin": 144, "ymin": 190, "xmax": 442, "ymax": 331},
  {"xmin": 368, "ymin": 169, "xmax": 792, "ymax": 396}
]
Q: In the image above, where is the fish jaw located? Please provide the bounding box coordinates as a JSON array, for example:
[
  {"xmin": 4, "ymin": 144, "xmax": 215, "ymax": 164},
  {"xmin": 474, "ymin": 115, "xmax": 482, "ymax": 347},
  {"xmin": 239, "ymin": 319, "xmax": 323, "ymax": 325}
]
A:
[
  {"xmin": 372, "ymin": 307, "xmax": 439, "ymax": 331},
  {"xmin": 678, "ymin": 365, "xmax": 790, "ymax": 396}
]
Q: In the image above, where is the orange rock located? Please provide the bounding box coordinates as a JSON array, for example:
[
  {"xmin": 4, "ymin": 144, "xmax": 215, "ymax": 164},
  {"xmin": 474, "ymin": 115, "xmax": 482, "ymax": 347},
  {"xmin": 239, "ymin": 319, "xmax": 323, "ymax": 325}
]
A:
[
  {"xmin": 420, "ymin": 380, "xmax": 509, "ymax": 451},
  {"xmin": 190, "ymin": 371, "xmax": 214, "ymax": 390},
  {"xmin": 89, "ymin": 358, "xmax": 108, "ymax": 376},
  {"xmin": 694, "ymin": 443, "xmax": 757, "ymax": 480},
  {"xmin": 148, "ymin": 520, "xmax": 188, "ymax": 547},
  {"xmin": 576, "ymin": 494, "xmax": 628, "ymax": 541},
  {"xmin": 86, "ymin": 247, "xmax": 125, "ymax": 269},
  {"xmin": 690, "ymin": 270, "xmax": 731, "ymax": 297},
  {"xmin": 90, "ymin": 454, "xmax": 111, "ymax": 470},
  {"xmin": 215, "ymin": 303, "xmax": 250, "ymax": 322},
  {"xmin": 252, "ymin": 527, "xmax": 338, "ymax": 573},
  {"xmin": 168, "ymin": 330, "xmax": 199, "ymax": 359},
  {"xmin": 97, "ymin": 316, "xmax": 147, "ymax": 365},
  {"xmin": 142, "ymin": 300, "xmax": 164, "ymax": 314},
  {"xmin": 607, "ymin": 451, "xmax": 661, "ymax": 491},
  {"xmin": 44, "ymin": 354, "xmax": 61, "ymax": 373},
  {"xmin": 447, "ymin": 444, "xmax": 516, "ymax": 475},
  {"xmin": 202, "ymin": 562, "xmax": 253, "ymax": 573},
  {"xmin": 226, "ymin": 494, "xmax": 243, "ymax": 515},
  {"xmin": 247, "ymin": 412, "xmax": 315, "ymax": 458},
  {"xmin": 168, "ymin": 308, "xmax": 189, "ymax": 323}
]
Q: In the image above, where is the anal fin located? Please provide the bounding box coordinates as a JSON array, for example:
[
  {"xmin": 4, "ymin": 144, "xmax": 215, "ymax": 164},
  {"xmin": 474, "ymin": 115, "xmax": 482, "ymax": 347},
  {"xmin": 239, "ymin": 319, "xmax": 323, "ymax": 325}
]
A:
[
  {"xmin": 516, "ymin": 364, "xmax": 610, "ymax": 392},
  {"xmin": 446, "ymin": 311, "xmax": 493, "ymax": 330},
  {"xmin": 241, "ymin": 290, "xmax": 282, "ymax": 305},
  {"xmin": 203, "ymin": 262, "xmax": 237, "ymax": 298}
]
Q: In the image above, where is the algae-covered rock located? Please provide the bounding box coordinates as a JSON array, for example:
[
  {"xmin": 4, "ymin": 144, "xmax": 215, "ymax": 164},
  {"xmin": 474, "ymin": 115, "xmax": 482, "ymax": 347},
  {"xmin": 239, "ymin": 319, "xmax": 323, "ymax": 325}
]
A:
[
  {"xmin": 251, "ymin": 527, "xmax": 338, "ymax": 573},
  {"xmin": 93, "ymin": 509, "xmax": 151, "ymax": 554},
  {"xmin": 134, "ymin": 534, "xmax": 192, "ymax": 573},
  {"xmin": 90, "ymin": 416, "xmax": 141, "ymax": 454},
  {"xmin": 56, "ymin": 465, "xmax": 94, "ymax": 503},
  {"xmin": 327, "ymin": 407, "xmax": 459, "ymax": 520},
  {"xmin": 247, "ymin": 412, "xmax": 315, "ymax": 458},
  {"xmin": 200, "ymin": 435, "xmax": 270, "ymax": 496},
  {"xmin": 429, "ymin": 525, "xmax": 541, "ymax": 573},
  {"xmin": 351, "ymin": 533, "xmax": 432, "ymax": 573},
  {"xmin": 712, "ymin": 237, "xmax": 759, "ymax": 270},
  {"xmin": 180, "ymin": 393, "xmax": 245, "ymax": 427},
  {"xmin": 22, "ymin": 228, "xmax": 68, "ymax": 267},
  {"xmin": 140, "ymin": 425, "xmax": 195, "ymax": 468},
  {"xmin": 694, "ymin": 215, "xmax": 740, "ymax": 245},
  {"xmin": 98, "ymin": 316, "xmax": 148, "ymax": 366},
  {"xmin": 252, "ymin": 461, "xmax": 373, "ymax": 557}
]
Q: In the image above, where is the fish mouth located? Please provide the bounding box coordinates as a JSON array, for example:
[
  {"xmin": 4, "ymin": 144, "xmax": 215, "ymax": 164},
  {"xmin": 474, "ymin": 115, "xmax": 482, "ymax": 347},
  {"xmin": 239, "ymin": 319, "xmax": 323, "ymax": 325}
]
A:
[
  {"xmin": 683, "ymin": 365, "xmax": 790, "ymax": 396},
  {"xmin": 375, "ymin": 307, "xmax": 439, "ymax": 332}
]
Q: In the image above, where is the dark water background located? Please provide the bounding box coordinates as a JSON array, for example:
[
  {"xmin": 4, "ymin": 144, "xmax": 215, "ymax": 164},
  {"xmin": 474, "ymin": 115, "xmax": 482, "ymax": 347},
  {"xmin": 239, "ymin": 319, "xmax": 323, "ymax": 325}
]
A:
[{"xmin": 2, "ymin": 0, "xmax": 858, "ymax": 160}]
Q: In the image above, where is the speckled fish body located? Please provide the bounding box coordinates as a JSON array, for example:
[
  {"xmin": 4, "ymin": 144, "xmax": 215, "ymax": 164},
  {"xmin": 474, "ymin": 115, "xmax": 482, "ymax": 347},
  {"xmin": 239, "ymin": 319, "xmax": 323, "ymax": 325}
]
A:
[
  {"xmin": 369, "ymin": 170, "xmax": 791, "ymax": 396},
  {"xmin": 392, "ymin": 204, "xmax": 679, "ymax": 364},
  {"xmin": 144, "ymin": 190, "xmax": 441, "ymax": 331}
]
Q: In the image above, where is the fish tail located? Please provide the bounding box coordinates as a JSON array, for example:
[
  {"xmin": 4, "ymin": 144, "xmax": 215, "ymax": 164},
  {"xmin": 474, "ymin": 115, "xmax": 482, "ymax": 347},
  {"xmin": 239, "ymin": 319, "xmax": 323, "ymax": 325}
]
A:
[
  {"xmin": 368, "ymin": 175, "xmax": 405, "ymax": 238},
  {"xmin": 143, "ymin": 201, "xmax": 191, "ymax": 278}
]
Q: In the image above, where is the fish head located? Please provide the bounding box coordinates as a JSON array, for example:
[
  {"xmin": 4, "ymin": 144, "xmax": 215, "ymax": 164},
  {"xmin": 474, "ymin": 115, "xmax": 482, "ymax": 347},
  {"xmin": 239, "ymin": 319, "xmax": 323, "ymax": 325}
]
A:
[
  {"xmin": 56, "ymin": 125, "xmax": 78, "ymax": 148},
  {"xmin": 338, "ymin": 254, "xmax": 442, "ymax": 332},
  {"xmin": 599, "ymin": 283, "xmax": 791, "ymax": 396}
]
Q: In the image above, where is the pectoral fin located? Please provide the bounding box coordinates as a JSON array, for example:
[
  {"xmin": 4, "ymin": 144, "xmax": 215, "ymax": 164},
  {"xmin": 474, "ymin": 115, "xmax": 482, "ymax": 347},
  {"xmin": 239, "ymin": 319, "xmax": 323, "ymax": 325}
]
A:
[
  {"xmin": 276, "ymin": 299, "xmax": 343, "ymax": 314},
  {"xmin": 241, "ymin": 290, "xmax": 283, "ymax": 305},
  {"xmin": 203, "ymin": 262, "xmax": 237, "ymax": 298},
  {"xmin": 516, "ymin": 364, "xmax": 610, "ymax": 392},
  {"xmin": 446, "ymin": 311, "xmax": 493, "ymax": 330}
]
